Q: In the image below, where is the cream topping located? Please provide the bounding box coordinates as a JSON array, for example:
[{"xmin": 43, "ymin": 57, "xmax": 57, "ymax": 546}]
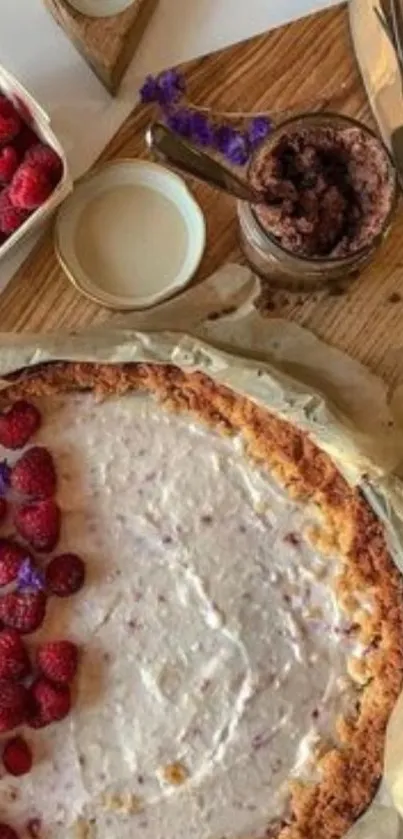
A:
[{"xmin": 0, "ymin": 392, "xmax": 358, "ymax": 839}]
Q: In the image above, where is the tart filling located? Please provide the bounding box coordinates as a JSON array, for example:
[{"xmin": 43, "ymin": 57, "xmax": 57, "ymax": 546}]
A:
[{"xmin": 0, "ymin": 362, "xmax": 402, "ymax": 839}]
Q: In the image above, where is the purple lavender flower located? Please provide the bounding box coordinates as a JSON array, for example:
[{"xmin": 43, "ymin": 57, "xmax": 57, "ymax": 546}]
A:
[
  {"xmin": 215, "ymin": 125, "xmax": 251, "ymax": 165},
  {"xmin": 17, "ymin": 558, "xmax": 45, "ymax": 592},
  {"xmin": 140, "ymin": 69, "xmax": 185, "ymax": 107},
  {"xmin": 139, "ymin": 74, "xmax": 159, "ymax": 104},
  {"xmin": 139, "ymin": 64, "xmax": 271, "ymax": 168},
  {"xmin": 156, "ymin": 69, "xmax": 186, "ymax": 106},
  {"xmin": 189, "ymin": 112, "xmax": 214, "ymax": 147},
  {"xmin": 247, "ymin": 116, "xmax": 273, "ymax": 149},
  {"xmin": 166, "ymin": 108, "xmax": 193, "ymax": 139},
  {"xmin": 223, "ymin": 132, "xmax": 250, "ymax": 166},
  {"xmin": 214, "ymin": 124, "xmax": 237, "ymax": 155},
  {"xmin": 0, "ymin": 460, "xmax": 10, "ymax": 496}
]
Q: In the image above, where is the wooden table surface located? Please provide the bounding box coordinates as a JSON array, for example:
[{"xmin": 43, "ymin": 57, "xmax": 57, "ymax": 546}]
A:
[{"xmin": 2, "ymin": 3, "xmax": 403, "ymax": 388}]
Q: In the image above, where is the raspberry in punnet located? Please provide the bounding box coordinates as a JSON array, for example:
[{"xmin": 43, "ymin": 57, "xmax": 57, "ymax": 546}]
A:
[
  {"xmin": 0, "ymin": 148, "xmax": 19, "ymax": 185},
  {"xmin": 13, "ymin": 123, "xmax": 37, "ymax": 157},
  {"xmin": 25, "ymin": 144, "xmax": 62, "ymax": 185},
  {"xmin": 0, "ymin": 96, "xmax": 21, "ymax": 144},
  {"xmin": 9, "ymin": 162, "xmax": 53, "ymax": 211},
  {"xmin": 0, "ymin": 189, "xmax": 27, "ymax": 236}
]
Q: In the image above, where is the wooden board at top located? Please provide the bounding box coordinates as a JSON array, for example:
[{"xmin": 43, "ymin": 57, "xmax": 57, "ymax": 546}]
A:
[
  {"xmin": 44, "ymin": 0, "xmax": 158, "ymax": 94},
  {"xmin": 3, "ymin": 4, "xmax": 403, "ymax": 390}
]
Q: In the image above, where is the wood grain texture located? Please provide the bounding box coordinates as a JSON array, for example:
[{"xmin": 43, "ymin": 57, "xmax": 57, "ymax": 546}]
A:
[
  {"xmin": 2, "ymin": 4, "xmax": 403, "ymax": 389},
  {"xmin": 44, "ymin": 0, "xmax": 158, "ymax": 93}
]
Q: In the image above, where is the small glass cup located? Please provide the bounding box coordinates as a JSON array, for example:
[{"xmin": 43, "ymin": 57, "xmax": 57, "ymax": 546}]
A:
[{"xmin": 237, "ymin": 112, "xmax": 399, "ymax": 291}]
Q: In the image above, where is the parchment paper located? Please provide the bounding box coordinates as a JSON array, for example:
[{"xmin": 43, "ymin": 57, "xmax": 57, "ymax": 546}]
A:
[{"xmin": 1, "ymin": 262, "xmax": 403, "ymax": 839}]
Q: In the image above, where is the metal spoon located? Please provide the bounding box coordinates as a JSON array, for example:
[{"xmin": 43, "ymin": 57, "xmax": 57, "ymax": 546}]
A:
[{"xmin": 145, "ymin": 122, "xmax": 264, "ymax": 204}]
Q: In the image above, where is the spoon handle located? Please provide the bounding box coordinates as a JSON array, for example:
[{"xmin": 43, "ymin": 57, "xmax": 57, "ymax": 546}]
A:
[{"xmin": 145, "ymin": 122, "xmax": 261, "ymax": 203}]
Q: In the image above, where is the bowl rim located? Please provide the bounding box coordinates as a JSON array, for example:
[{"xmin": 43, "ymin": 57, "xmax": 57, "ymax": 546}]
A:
[{"xmin": 54, "ymin": 157, "xmax": 206, "ymax": 312}]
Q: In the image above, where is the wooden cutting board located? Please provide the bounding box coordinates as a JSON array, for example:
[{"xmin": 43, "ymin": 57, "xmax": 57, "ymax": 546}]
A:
[
  {"xmin": 2, "ymin": 3, "xmax": 403, "ymax": 390},
  {"xmin": 44, "ymin": 0, "xmax": 157, "ymax": 93}
]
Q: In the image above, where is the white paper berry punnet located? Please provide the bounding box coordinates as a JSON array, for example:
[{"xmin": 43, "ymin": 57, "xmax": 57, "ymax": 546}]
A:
[{"xmin": 0, "ymin": 65, "xmax": 72, "ymax": 261}]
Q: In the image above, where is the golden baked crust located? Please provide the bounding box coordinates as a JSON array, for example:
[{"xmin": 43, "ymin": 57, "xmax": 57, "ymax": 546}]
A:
[{"xmin": 2, "ymin": 360, "xmax": 403, "ymax": 839}]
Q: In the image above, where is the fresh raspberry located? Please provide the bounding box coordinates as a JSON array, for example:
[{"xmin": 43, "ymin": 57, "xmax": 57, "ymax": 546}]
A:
[
  {"xmin": 2, "ymin": 735, "xmax": 32, "ymax": 776},
  {"xmin": 37, "ymin": 640, "xmax": 78, "ymax": 685},
  {"xmin": 0, "ymin": 147, "xmax": 18, "ymax": 185},
  {"xmin": 9, "ymin": 163, "xmax": 53, "ymax": 211},
  {"xmin": 0, "ymin": 539, "xmax": 29, "ymax": 585},
  {"xmin": 0, "ymin": 96, "xmax": 21, "ymax": 144},
  {"xmin": 46, "ymin": 553, "xmax": 85, "ymax": 597},
  {"xmin": 0, "ymin": 188, "xmax": 27, "ymax": 235},
  {"xmin": 25, "ymin": 144, "xmax": 63, "ymax": 185},
  {"xmin": 0, "ymin": 824, "xmax": 19, "ymax": 839},
  {"xmin": 28, "ymin": 678, "xmax": 71, "ymax": 727},
  {"xmin": 0, "ymin": 498, "xmax": 6, "ymax": 522},
  {"xmin": 0, "ymin": 681, "xmax": 28, "ymax": 732},
  {"xmin": 25, "ymin": 820, "xmax": 41, "ymax": 839},
  {"xmin": 11, "ymin": 446, "xmax": 57, "ymax": 499},
  {"xmin": 13, "ymin": 123, "xmax": 37, "ymax": 157},
  {"xmin": 0, "ymin": 401, "xmax": 41, "ymax": 450},
  {"xmin": 0, "ymin": 629, "xmax": 30, "ymax": 680},
  {"xmin": 14, "ymin": 498, "xmax": 61, "ymax": 552},
  {"xmin": 0, "ymin": 590, "xmax": 47, "ymax": 634}
]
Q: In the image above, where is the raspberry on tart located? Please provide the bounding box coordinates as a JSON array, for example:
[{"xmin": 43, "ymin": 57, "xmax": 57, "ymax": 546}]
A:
[
  {"xmin": 45, "ymin": 553, "xmax": 85, "ymax": 597},
  {"xmin": 11, "ymin": 446, "xmax": 57, "ymax": 499},
  {"xmin": 2, "ymin": 736, "xmax": 33, "ymax": 776},
  {"xmin": 28, "ymin": 679, "xmax": 71, "ymax": 728},
  {"xmin": 0, "ymin": 681, "xmax": 29, "ymax": 733},
  {"xmin": 0, "ymin": 629, "xmax": 30, "ymax": 681},
  {"xmin": 0, "ymin": 591, "xmax": 47, "ymax": 635},
  {"xmin": 37, "ymin": 641, "xmax": 78, "ymax": 685},
  {"xmin": 0, "ymin": 401, "xmax": 41, "ymax": 450},
  {"xmin": 0, "ymin": 539, "xmax": 31, "ymax": 586},
  {"xmin": 0, "ymin": 824, "xmax": 19, "ymax": 839},
  {"xmin": 14, "ymin": 499, "xmax": 61, "ymax": 552}
]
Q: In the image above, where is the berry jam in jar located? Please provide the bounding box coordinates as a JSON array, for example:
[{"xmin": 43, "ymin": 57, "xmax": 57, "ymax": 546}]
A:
[{"xmin": 238, "ymin": 113, "xmax": 398, "ymax": 291}]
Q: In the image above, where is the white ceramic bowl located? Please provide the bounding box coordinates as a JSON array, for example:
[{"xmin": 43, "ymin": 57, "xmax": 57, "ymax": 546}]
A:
[{"xmin": 55, "ymin": 159, "xmax": 206, "ymax": 310}]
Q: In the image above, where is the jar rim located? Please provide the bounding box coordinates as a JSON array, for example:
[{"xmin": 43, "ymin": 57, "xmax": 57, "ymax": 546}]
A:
[{"xmin": 246, "ymin": 111, "xmax": 399, "ymax": 266}]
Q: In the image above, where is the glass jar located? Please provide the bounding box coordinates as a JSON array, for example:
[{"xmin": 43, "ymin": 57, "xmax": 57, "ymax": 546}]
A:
[{"xmin": 237, "ymin": 113, "xmax": 399, "ymax": 292}]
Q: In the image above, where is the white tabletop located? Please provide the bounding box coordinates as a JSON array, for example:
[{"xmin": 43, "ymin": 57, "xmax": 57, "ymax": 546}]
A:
[{"xmin": 0, "ymin": 0, "xmax": 337, "ymax": 295}]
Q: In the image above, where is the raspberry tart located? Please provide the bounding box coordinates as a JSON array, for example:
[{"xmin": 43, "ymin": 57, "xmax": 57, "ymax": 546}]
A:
[{"xmin": 0, "ymin": 361, "xmax": 401, "ymax": 839}]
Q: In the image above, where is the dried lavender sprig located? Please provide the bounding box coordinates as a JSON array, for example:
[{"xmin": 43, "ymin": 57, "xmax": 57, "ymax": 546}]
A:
[
  {"xmin": 0, "ymin": 459, "xmax": 11, "ymax": 496},
  {"xmin": 165, "ymin": 105, "xmax": 272, "ymax": 166},
  {"xmin": 140, "ymin": 69, "xmax": 186, "ymax": 107},
  {"xmin": 139, "ymin": 68, "xmax": 273, "ymax": 166},
  {"xmin": 17, "ymin": 557, "xmax": 45, "ymax": 592}
]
